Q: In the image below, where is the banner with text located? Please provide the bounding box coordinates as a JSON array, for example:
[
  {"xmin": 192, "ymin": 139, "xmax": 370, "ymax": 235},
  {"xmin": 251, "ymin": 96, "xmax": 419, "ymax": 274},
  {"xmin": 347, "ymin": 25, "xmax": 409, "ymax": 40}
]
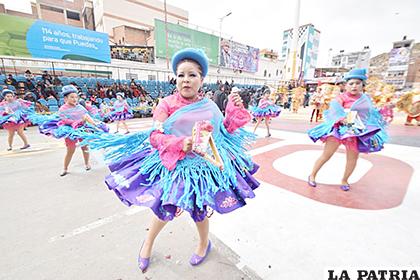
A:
[
  {"xmin": 388, "ymin": 47, "xmax": 411, "ymax": 71},
  {"xmin": 220, "ymin": 38, "xmax": 259, "ymax": 73},
  {"xmin": 154, "ymin": 19, "xmax": 219, "ymax": 65},
  {"xmin": 0, "ymin": 14, "xmax": 110, "ymax": 63}
]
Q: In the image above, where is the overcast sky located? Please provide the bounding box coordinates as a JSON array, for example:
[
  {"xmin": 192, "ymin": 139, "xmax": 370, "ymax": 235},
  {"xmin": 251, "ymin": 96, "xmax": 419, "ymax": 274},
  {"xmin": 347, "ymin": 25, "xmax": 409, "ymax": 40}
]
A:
[{"xmin": 169, "ymin": 0, "xmax": 420, "ymax": 66}]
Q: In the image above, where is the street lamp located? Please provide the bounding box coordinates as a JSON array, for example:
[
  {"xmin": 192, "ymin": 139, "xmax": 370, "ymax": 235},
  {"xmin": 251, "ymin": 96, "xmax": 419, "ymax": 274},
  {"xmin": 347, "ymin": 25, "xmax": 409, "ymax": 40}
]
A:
[
  {"xmin": 164, "ymin": 0, "xmax": 169, "ymax": 71},
  {"xmin": 218, "ymin": 11, "xmax": 232, "ymax": 73}
]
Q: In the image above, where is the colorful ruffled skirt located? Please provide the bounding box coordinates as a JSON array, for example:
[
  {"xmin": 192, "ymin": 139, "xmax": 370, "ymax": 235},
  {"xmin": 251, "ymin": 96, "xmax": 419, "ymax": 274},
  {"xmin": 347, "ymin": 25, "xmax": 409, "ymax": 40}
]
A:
[
  {"xmin": 0, "ymin": 113, "xmax": 30, "ymax": 130},
  {"xmin": 308, "ymin": 122, "xmax": 386, "ymax": 153},
  {"xmin": 108, "ymin": 111, "xmax": 133, "ymax": 121},
  {"xmin": 87, "ymin": 124, "xmax": 261, "ymax": 223},
  {"xmin": 39, "ymin": 119, "xmax": 109, "ymax": 141},
  {"xmin": 251, "ymin": 105, "xmax": 281, "ymax": 118},
  {"xmin": 105, "ymin": 149, "xmax": 260, "ymax": 222}
]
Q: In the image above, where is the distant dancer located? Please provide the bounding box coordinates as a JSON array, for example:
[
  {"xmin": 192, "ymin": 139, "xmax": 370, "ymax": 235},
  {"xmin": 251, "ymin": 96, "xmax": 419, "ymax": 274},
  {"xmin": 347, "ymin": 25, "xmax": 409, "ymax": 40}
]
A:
[
  {"xmin": 307, "ymin": 69, "xmax": 388, "ymax": 191},
  {"xmin": 0, "ymin": 89, "xmax": 32, "ymax": 151},
  {"xmin": 251, "ymin": 89, "xmax": 281, "ymax": 137}
]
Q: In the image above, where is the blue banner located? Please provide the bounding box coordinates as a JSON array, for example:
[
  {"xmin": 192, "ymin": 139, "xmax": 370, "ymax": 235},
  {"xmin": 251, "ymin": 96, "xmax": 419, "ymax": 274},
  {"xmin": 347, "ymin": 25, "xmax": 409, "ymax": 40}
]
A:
[
  {"xmin": 0, "ymin": 14, "xmax": 110, "ymax": 63},
  {"xmin": 26, "ymin": 20, "xmax": 110, "ymax": 63}
]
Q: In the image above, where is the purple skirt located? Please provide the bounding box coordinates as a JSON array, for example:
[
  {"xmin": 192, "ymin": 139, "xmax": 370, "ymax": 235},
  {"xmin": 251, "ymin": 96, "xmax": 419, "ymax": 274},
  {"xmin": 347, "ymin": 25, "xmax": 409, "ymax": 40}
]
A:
[
  {"xmin": 251, "ymin": 105, "xmax": 281, "ymax": 118},
  {"xmin": 319, "ymin": 125, "xmax": 383, "ymax": 153},
  {"xmin": 105, "ymin": 149, "xmax": 260, "ymax": 222},
  {"xmin": 109, "ymin": 112, "xmax": 133, "ymax": 121}
]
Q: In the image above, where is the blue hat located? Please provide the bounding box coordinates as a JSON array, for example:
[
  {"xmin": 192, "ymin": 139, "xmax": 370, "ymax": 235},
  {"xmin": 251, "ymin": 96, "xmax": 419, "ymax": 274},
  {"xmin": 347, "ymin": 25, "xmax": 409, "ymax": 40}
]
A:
[
  {"xmin": 344, "ymin": 68, "xmax": 368, "ymax": 81},
  {"xmin": 2, "ymin": 89, "xmax": 14, "ymax": 97},
  {"xmin": 62, "ymin": 85, "xmax": 78, "ymax": 97},
  {"xmin": 171, "ymin": 48, "xmax": 209, "ymax": 77}
]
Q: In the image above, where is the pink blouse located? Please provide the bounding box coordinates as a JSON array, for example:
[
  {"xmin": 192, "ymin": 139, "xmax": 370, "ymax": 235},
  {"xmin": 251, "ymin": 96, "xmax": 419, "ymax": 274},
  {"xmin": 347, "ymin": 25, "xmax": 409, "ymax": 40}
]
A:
[
  {"xmin": 336, "ymin": 92, "xmax": 362, "ymax": 109},
  {"xmin": 57, "ymin": 104, "xmax": 87, "ymax": 128},
  {"xmin": 150, "ymin": 92, "xmax": 251, "ymax": 170},
  {"xmin": 335, "ymin": 92, "xmax": 364, "ymax": 126},
  {"xmin": 258, "ymin": 98, "xmax": 272, "ymax": 109}
]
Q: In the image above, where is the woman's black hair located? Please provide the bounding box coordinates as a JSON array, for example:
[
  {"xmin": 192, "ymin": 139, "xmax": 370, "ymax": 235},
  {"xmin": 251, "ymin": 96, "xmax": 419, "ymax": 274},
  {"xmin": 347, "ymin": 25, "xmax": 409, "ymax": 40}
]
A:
[{"xmin": 176, "ymin": 58, "xmax": 203, "ymax": 77}]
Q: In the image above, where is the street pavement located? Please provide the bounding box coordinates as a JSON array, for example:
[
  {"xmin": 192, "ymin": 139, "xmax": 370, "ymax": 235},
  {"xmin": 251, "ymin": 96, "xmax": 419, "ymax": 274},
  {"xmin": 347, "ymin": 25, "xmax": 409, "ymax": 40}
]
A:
[{"xmin": 0, "ymin": 110, "xmax": 419, "ymax": 280}]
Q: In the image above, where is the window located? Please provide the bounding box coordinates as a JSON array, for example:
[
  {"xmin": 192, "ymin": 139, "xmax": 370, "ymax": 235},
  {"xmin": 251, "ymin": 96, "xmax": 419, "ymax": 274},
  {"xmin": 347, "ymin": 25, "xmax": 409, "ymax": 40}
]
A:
[
  {"xmin": 264, "ymin": 70, "xmax": 267, "ymax": 77},
  {"xmin": 66, "ymin": 10, "xmax": 80, "ymax": 21},
  {"xmin": 40, "ymin": 4, "xmax": 63, "ymax": 13}
]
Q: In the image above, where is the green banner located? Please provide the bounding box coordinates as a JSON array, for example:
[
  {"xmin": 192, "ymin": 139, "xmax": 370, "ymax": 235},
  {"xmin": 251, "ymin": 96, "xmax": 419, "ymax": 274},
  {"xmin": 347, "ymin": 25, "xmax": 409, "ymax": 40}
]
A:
[
  {"xmin": 0, "ymin": 13, "xmax": 110, "ymax": 63},
  {"xmin": 0, "ymin": 14, "xmax": 33, "ymax": 57},
  {"xmin": 155, "ymin": 19, "xmax": 219, "ymax": 65}
]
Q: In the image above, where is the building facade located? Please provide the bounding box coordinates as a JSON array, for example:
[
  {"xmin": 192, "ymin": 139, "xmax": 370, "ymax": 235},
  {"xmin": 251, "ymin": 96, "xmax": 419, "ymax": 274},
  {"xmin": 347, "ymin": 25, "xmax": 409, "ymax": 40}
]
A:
[
  {"xmin": 331, "ymin": 46, "xmax": 371, "ymax": 70},
  {"xmin": 385, "ymin": 37, "xmax": 416, "ymax": 89},
  {"xmin": 0, "ymin": 0, "xmax": 95, "ymax": 30},
  {"xmin": 93, "ymin": 0, "xmax": 188, "ymax": 46},
  {"xmin": 405, "ymin": 42, "xmax": 420, "ymax": 89},
  {"xmin": 256, "ymin": 50, "xmax": 285, "ymax": 81},
  {"xmin": 368, "ymin": 52, "xmax": 389, "ymax": 80},
  {"xmin": 281, "ymin": 23, "xmax": 320, "ymax": 80}
]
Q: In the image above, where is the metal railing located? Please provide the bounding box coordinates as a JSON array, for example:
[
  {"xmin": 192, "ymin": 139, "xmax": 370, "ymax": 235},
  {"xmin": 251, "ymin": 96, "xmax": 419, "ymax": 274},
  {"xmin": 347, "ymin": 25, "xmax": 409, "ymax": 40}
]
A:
[{"xmin": 0, "ymin": 55, "xmax": 280, "ymax": 87}]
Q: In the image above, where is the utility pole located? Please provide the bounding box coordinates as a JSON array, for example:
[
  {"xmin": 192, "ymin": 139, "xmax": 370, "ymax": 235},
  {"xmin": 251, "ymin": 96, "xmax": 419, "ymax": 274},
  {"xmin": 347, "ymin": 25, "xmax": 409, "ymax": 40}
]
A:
[
  {"xmin": 164, "ymin": 0, "xmax": 169, "ymax": 70},
  {"xmin": 290, "ymin": 0, "xmax": 301, "ymax": 82},
  {"xmin": 217, "ymin": 11, "xmax": 232, "ymax": 73}
]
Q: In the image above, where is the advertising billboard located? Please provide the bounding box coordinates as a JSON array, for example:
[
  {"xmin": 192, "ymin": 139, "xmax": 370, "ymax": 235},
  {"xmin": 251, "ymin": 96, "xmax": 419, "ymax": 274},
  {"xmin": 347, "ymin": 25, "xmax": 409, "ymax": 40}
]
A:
[
  {"xmin": 220, "ymin": 38, "xmax": 259, "ymax": 73},
  {"xmin": 0, "ymin": 14, "xmax": 110, "ymax": 63},
  {"xmin": 388, "ymin": 47, "xmax": 411, "ymax": 70},
  {"xmin": 111, "ymin": 46, "xmax": 154, "ymax": 63},
  {"xmin": 154, "ymin": 19, "xmax": 219, "ymax": 65}
]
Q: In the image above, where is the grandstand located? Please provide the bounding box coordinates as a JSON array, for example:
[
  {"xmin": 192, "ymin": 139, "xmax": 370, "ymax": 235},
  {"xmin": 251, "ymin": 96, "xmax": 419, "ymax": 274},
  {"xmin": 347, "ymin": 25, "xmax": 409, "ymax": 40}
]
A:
[{"xmin": 0, "ymin": 73, "xmax": 261, "ymax": 116}]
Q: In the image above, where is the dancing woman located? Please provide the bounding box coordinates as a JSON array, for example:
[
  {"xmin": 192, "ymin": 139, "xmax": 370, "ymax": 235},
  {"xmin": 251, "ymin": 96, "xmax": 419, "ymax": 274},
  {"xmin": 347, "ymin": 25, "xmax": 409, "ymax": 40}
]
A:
[
  {"xmin": 35, "ymin": 85, "xmax": 108, "ymax": 176},
  {"xmin": 88, "ymin": 48, "xmax": 260, "ymax": 272},
  {"xmin": 307, "ymin": 69, "xmax": 388, "ymax": 191},
  {"xmin": 108, "ymin": 92, "xmax": 132, "ymax": 134},
  {"xmin": 0, "ymin": 89, "xmax": 32, "ymax": 151},
  {"xmin": 251, "ymin": 90, "xmax": 281, "ymax": 137}
]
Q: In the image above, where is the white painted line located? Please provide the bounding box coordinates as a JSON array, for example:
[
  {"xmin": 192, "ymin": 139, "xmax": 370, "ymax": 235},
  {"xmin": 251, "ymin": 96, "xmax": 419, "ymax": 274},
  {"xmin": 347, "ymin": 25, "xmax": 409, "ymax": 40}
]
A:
[
  {"xmin": 47, "ymin": 138, "xmax": 287, "ymax": 244},
  {"xmin": 249, "ymin": 141, "xmax": 286, "ymax": 156},
  {"xmin": 48, "ymin": 206, "xmax": 145, "ymax": 243},
  {"xmin": 47, "ymin": 127, "xmax": 420, "ymax": 247},
  {"xmin": 273, "ymin": 150, "xmax": 373, "ymax": 184},
  {"xmin": 125, "ymin": 206, "xmax": 144, "ymax": 216}
]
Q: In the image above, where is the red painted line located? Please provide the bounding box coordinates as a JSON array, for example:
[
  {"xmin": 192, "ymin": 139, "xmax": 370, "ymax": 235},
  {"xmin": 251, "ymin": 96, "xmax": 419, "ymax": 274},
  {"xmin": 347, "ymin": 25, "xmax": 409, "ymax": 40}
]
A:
[
  {"xmin": 253, "ymin": 144, "xmax": 414, "ymax": 210},
  {"xmin": 251, "ymin": 137, "xmax": 283, "ymax": 149}
]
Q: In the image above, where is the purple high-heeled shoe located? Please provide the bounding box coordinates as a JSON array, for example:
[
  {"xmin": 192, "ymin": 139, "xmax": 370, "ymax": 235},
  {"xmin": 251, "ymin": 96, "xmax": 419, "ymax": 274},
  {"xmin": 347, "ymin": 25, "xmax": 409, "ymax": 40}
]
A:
[
  {"xmin": 341, "ymin": 184, "xmax": 350, "ymax": 191},
  {"xmin": 190, "ymin": 240, "xmax": 212, "ymax": 266},
  {"xmin": 307, "ymin": 176, "xmax": 317, "ymax": 187},
  {"xmin": 138, "ymin": 241, "xmax": 150, "ymax": 273}
]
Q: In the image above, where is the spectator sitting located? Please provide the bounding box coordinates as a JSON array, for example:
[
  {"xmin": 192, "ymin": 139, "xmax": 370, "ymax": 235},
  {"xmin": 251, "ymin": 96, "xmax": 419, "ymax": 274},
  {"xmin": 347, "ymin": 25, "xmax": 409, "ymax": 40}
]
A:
[
  {"xmin": 53, "ymin": 76, "xmax": 62, "ymax": 86},
  {"xmin": 42, "ymin": 71, "xmax": 53, "ymax": 86},
  {"xmin": 78, "ymin": 92, "xmax": 87, "ymax": 107},
  {"xmin": 4, "ymin": 74, "xmax": 17, "ymax": 88},
  {"xmin": 35, "ymin": 83, "xmax": 46, "ymax": 99},
  {"xmin": 47, "ymin": 93, "xmax": 56, "ymax": 100},
  {"xmin": 130, "ymin": 78, "xmax": 137, "ymax": 88},
  {"xmin": 23, "ymin": 91, "xmax": 35, "ymax": 102},
  {"xmin": 24, "ymin": 70, "xmax": 35, "ymax": 92}
]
